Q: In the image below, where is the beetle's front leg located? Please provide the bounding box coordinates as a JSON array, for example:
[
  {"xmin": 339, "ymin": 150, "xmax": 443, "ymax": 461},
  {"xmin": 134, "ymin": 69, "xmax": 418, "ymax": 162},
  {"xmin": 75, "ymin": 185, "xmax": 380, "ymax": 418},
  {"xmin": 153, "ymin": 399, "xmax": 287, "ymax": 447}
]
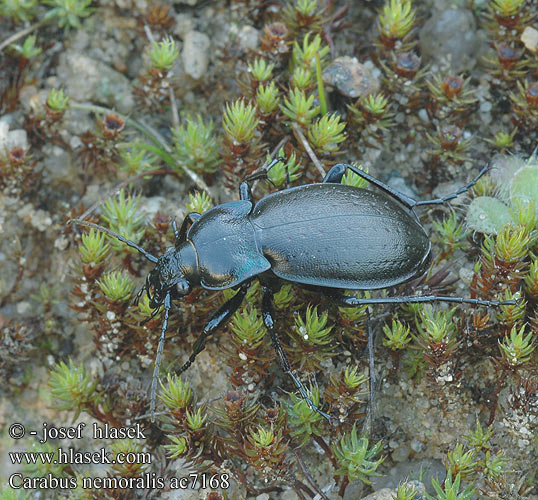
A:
[
  {"xmin": 149, "ymin": 292, "xmax": 172, "ymax": 420},
  {"xmin": 261, "ymin": 285, "xmax": 332, "ymax": 421},
  {"xmin": 176, "ymin": 281, "xmax": 250, "ymax": 375}
]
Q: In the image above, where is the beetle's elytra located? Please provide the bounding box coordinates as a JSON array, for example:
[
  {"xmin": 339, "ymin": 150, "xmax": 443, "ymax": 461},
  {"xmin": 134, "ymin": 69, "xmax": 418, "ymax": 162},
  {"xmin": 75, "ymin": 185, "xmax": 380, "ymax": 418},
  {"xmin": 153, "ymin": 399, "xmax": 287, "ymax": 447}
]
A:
[{"xmin": 70, "ymin": 159, "xmax": 515, "ymax": 421}]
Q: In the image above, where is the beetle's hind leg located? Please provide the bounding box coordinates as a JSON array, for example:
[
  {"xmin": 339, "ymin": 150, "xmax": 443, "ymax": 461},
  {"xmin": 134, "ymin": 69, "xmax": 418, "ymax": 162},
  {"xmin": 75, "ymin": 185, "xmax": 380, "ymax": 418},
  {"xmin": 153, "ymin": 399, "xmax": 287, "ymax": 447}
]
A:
[
  {"xmin": 325, "ymin": 162, "xmax": 490, "ymax": 209},
  {"xmin": 261, "ymin": 285, "xmax": 332, "ymax": 421},
  {"xmin": 239, "ymin": 157, "xmax": 287, "ymax": 202},
  {"xmin": 322, "ymin": 288, "xmax": 516, "ymax": 307},
  {"xmin": 323, "ymin": 164, "xmax": 418, "ymax": 209},
  {"xmin": 413, "ymin": 165, "xmax": 490, "ymax": 207}
]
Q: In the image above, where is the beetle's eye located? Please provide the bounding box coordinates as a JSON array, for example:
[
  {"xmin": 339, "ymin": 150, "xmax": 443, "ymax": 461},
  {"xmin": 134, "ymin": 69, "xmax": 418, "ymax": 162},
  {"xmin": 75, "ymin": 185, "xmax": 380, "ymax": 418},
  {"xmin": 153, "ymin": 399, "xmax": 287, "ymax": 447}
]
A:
[{"xmin": 175, "ymin": 280, "xmax": 191, "ymax": 296}]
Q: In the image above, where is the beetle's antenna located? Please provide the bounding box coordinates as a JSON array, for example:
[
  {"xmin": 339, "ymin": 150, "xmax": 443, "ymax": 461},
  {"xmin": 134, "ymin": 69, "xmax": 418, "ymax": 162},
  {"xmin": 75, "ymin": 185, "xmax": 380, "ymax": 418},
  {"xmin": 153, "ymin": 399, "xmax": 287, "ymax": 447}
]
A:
[
  {"xmin": 150, "ymin": 292, "xmax": 171, "ymax": 422},
  {"xmin": 69, "ymin": 219, "xmax": 158, "ymax": 263}
]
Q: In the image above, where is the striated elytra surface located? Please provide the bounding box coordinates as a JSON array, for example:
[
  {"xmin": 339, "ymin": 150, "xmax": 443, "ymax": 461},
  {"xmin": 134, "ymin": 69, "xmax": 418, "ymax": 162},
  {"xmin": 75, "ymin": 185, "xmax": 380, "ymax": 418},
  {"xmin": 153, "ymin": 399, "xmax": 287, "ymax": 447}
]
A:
[{"xmin": 252, "ymin": 183, "xmax": 431, "ymax": 289}]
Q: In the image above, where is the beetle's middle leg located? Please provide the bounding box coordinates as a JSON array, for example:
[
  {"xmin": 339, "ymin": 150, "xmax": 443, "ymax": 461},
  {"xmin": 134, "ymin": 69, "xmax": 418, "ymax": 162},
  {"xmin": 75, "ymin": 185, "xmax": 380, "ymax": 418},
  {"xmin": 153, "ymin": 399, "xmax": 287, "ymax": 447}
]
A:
[
  {"xmin": 322, "ymin": 288, "xmax": 377, "ymax": 434},
  {"xmin": 261, "ymin": 284, "xmax": 332, "ymax": 421},
  {"xmin": 176, "ymin": 281, "xmax": 251, "ymax": 376},
  {"xmin": 239, "ymin": 157, "xmax": 287, "ymax": 202}
]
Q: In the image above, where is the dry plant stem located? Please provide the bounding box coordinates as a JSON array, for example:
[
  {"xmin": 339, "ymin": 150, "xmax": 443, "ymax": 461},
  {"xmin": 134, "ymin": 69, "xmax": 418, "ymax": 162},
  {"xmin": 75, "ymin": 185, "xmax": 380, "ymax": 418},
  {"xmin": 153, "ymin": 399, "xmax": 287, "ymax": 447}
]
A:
[
  {"xmin": 136, "ymin": 118, "xmax": 210, "ymax": 190},
  {"xmin": 292, "ymin": 123, "xmax": 326, "ymax": 177},
  {"xmin": 70, "ymin": 102, "xmax": 210, "ymax": 194},
  {"xmin": 0, "ymin": 250, "xmax": 25, "ymax": 308},
  {"xmin": 0, "ymin": 19, "xmax": 47, "ymax": 53},
  {"xmin": 338, "ymin": 476, "xmax": 349, "ymax": 498},
  {"xmin": 312, "ymin": 435, "xmax": 337, "ymax": 469},
  {"xmin": 293, "ymin": 449, "xmax": 330, "ymax": 500},
  {"xmin": 235, "ymin": 468, "xmax": 283, "ymax": 496},
  {"xmin": 169, "ymin": 87, "xmax": 180, "ymax": 129},
  {"xmin": 143, "ymin": 24, "xmax": 156, "ymax": 44},
  {"xmin": 294, "ymin": 481, "xmax": 313, "ymax": 500},
  {"xmin": 271, "ymin": 135, "xmax": 290, "ymax": 160},
  {"xmin": 322, "ymin": 4, "xmax": 349, "ymax": 59},
  {"xmin": 488, "ymin": 367, "xmax": 508, "ymax": 425}
]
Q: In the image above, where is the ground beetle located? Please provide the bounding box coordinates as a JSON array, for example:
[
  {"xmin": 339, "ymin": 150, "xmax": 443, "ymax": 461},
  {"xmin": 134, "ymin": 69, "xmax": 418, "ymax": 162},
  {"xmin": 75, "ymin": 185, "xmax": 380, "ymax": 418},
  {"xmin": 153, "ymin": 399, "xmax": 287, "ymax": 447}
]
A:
[{"xmin": 71, "ymin": 159, "xmax": 514, "ymax": 420}]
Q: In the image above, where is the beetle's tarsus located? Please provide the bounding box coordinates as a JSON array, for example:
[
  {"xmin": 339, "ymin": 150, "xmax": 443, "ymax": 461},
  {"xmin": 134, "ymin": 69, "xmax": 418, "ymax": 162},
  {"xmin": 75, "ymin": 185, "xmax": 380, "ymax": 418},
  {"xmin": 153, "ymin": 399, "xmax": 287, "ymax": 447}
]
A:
[
  {"xmin": 364, "ymin": 310, "xmax": 376, "ymax": 436},
  {"xmin": 299, "ymin": 387, "xmax": 332, "ymax": 421}
]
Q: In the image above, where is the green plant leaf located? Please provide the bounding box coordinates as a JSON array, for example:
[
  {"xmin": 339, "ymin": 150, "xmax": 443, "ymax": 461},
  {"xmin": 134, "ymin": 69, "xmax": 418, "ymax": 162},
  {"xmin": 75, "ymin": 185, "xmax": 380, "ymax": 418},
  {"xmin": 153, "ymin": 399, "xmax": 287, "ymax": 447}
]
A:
[
  {"xmin": 511, "ymin": 164, "xmax": 538, "ymax": 212},
  {"xmin": 466, "ymin": 196, "xmax": 512, "ymax": 234}
]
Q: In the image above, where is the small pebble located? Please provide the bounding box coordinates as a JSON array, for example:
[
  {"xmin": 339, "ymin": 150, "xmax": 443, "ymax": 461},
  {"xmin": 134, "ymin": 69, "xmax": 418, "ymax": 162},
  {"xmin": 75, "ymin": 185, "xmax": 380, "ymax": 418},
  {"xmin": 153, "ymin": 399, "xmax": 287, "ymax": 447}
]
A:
[
  {"xmin": 521, "ymin": 26, "xmax": 538, "ymax": 52},
  {"xmin": 236, "ymin": 25, "xmax": 259, "ymax": 52},
  {"xmin": 410, "ymin": 438, "xmax": 423, "ymax": 452},
  {"xmin": 182, "ymin": 31, "xmax": 211, "ymax": 81},
  {"xmin": 480, "ymin": 101, "xmax": 492, "ymax": 113},
  {"xmin": 57, "ymin": 51, "xmax": 134, "ymax": 113},
  {"xmin": 360, "ymin": 488, "xmax": 394, "ymax": 500},
  {"xmin": 16, "ymin": 302, "xmax": 32, "ymax": 315},
  {"xmin": 322, "ymin": 56, "xmax": 380, "ymax": 98},
  {"xmin": 418, "ymin": 108, "xmax": 429, "ymax": 123},
  {"xmin": 419, "ymin": 8, "xmax": 478, "ymax": 71}
]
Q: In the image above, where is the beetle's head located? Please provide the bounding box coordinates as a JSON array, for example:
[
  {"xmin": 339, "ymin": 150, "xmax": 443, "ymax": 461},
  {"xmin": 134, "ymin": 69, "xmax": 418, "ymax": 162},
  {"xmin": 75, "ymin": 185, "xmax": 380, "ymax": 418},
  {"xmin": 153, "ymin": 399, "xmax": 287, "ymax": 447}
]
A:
[{"xmin": 144, "ymin": 242, "xmax": 199, "ymax": 308}]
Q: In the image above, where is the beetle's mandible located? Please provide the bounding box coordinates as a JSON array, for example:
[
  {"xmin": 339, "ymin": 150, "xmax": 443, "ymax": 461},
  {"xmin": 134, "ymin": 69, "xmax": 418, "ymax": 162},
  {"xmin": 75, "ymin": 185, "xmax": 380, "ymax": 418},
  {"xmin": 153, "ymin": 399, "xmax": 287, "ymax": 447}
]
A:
[{"xmin": 70, "ymin": 159, "xmax": 515, "ymax": 421}]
